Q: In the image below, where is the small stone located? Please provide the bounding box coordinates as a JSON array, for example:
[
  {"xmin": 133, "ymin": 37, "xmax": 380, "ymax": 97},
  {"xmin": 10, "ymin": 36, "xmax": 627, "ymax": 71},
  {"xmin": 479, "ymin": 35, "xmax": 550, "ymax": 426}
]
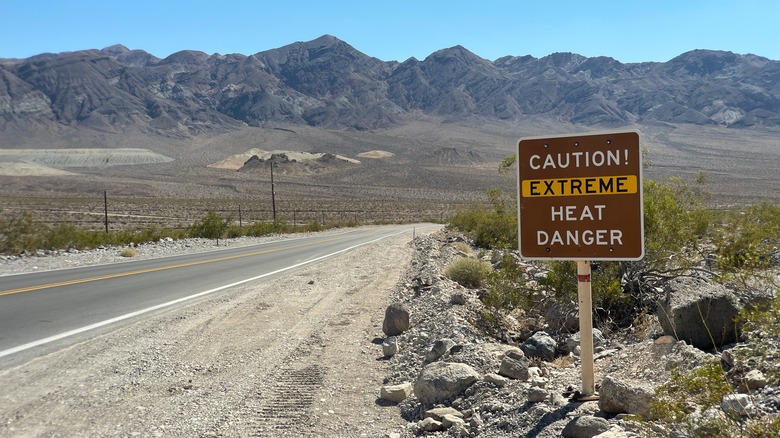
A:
[
  {"xmin": 419, "ymin": 417, "xmax": 443, "ymax": 432},
  {"xmin": 382, "ymin": 337, "xmax": 398, "ymax": 357},
  {"xmin": 654, "ymin": 335, "xmax": 676, "ymax": 344},
  {"xmin": 739, "ymin": 369, "xmax": 767, "ymax": 392},
  {"xmin": 451, "ymin": 292, "xmax": 468, "ymax": 305},
  {"xmin": 721, "ymin": 393, "xmax": 756, "ymax": 417},
  {"xmin": 425, "ymin": 407, "xmax": 463, "ymax": 421},
  {"xmin": 562, "ymin": 415, "xmax": 611, "ymax": 438},
  {"xmin": 425, "ymin": 338, "xmax": 455, "ymax": 363},
  {"xmin": 484, "ymin": 373, "xmax": 508, "ymax": 387},
  {"xmin": 441, "ymin": 413, "xmax": 466, "ymax": 429},
  {"xmin": 380, "ymin": 382, "xmax": 412, "ymax": 403},
  {"xmin": 528, "ymin": 387, "xmax": 548, "ymax": 403}
]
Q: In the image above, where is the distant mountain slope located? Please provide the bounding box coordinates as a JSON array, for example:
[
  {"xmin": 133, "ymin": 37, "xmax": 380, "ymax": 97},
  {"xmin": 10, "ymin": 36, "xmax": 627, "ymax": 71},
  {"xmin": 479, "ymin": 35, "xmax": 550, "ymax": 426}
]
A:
[{"xmin": 1, "ymin": 35, "xmax": 779, "ymax": 135}]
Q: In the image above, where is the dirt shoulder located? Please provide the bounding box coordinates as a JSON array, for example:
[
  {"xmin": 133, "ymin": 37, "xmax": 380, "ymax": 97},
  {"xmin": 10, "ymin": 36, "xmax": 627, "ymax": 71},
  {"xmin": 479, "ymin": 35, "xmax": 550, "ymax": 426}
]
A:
[{"xmin": 0, "ymin": 231, "xmax": 426, "ymax": 437}]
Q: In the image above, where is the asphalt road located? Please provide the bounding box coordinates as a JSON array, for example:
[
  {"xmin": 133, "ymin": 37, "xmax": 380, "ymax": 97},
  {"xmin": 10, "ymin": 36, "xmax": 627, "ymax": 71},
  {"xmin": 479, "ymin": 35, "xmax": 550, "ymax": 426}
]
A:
[{"xmin": 0, "ymin": 225, "xmax": 427, "ymax": 367}]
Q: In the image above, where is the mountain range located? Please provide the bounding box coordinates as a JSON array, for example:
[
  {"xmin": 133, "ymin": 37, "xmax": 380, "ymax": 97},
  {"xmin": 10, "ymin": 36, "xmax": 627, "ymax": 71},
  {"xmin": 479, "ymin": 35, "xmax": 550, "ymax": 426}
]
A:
[
  {"xmin": 2, "ymin": 34, "xmax": 779, "ymax": 134},
  {"xmin": 1, "ymin": 35, "xmax": 779, "ymax": 212}
]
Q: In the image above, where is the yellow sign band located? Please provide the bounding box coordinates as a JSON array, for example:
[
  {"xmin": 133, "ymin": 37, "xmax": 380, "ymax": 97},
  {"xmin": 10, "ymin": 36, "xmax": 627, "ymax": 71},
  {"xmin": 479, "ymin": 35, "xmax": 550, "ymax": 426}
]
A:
[{"xmin": 522, "ymin": 175, "xmax": 637, "ymax": 198}]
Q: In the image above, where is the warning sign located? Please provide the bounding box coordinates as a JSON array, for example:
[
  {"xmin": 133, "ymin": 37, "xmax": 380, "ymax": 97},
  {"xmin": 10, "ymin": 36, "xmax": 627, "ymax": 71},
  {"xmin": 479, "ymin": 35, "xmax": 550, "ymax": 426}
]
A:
[{"xmin": 517, "ymin": 131, "xmax": 644, "ymax": 260}]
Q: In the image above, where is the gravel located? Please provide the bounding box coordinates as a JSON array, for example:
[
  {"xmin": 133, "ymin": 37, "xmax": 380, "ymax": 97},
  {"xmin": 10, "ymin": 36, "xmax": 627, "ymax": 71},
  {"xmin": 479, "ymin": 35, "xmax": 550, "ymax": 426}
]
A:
[{"xmin": 2, "ymin": 227, "xmax": 777, "ymax": 437}]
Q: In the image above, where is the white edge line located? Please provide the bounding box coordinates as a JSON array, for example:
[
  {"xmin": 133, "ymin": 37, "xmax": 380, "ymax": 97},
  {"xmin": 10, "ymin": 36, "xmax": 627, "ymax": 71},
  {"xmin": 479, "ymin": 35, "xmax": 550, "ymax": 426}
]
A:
[{"xmin": 0, "ymin": 228, "xmax": 410, "ymax": 359}]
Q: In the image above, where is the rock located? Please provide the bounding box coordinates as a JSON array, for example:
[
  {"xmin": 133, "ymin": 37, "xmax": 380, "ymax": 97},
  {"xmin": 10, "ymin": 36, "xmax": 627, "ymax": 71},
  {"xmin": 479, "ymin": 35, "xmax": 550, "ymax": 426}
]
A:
[
  {"xmin": 380, "ymin": 382, "xmax": 412, "ymax": 403},
  {"xmin": 593, "ymin": 427, "xmax": 629, "ymax": 438},
  {"xmin": 451, "ymin": 292, "xmax": 468, "ymax": 305},
  {"xmin": 598, "ymin": 376, "xmax": 656, "ymax": 420},
  {"xmin": 562, "ymin": 416, "xmax": 611, "ymax": 438},
  {"xmin": 498, "ymin": 349, "xmax": 529, "ymax": 380},
  {"xmin": 441, "ymin": 413, "xmax": 466, "ymax": 429},
  {"xmin": 382, "ymin": 337, "xmax": 398, "ymax": 357},
  {"xmin": 657, "ymin": 277, "xmax": 741, "ymax": 349},
  {"xmin": 543, "ymin": 300, "xmax": 580, "ymax": 332},
  {"xmin": 483, "ymin": 373, "xmax": 508, "ymax": 387},
  {"xmin": 424, "ymin": 406, "xmax": 463, "ymax": 421},
  {"xmin": 528, "ymin": 387, "xmax": 548, "ymax": 403},
  {"xmin": 382, "ymin": 303, "xmax": 410, "ymax": 336},
  {"xmin": 469, "ymin": 411, "xmax": 484, "ymax": 428},
  {"xmin": 418, "ymin": 417, "xmax": 443, "ymax": 432},
  {"xmin": 424, "ymin": 338, "xmax": 455, "ymax": 363},
  {"xmin": 521, "ymin": 331, "xmax": 558, "ymax": 361},
  {"xmin": 563, "ymin": 329, "xmax": 606, "ymax": 355},
  {"xmin": 739, "ymin": 369, "xmax": 767, "ymax": 392},
  {"xmin": 413, "ymin": 362, "xmax": 480, "ymax": 405},
  {"xmin": 721, "ymin": 393, "xmax": 756, "ymax": 417},
  {"xmin": 654, "ymin": 335, "xmax": 676, "ymax": 344}
]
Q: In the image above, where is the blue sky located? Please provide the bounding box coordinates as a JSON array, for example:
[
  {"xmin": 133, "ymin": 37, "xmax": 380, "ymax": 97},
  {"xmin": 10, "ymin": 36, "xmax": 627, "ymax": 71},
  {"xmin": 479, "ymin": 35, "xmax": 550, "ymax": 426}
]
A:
[{"xmin": 2, "ymin": 0, "xmax": 778, "ymax": 63}]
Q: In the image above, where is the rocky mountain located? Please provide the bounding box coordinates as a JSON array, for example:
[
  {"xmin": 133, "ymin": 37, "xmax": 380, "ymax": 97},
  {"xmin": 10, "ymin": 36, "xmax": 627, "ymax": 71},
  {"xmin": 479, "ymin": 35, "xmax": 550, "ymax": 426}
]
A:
[{"xmin": 2, "ymin": 34, "xmax": 779, "ymax": 135}]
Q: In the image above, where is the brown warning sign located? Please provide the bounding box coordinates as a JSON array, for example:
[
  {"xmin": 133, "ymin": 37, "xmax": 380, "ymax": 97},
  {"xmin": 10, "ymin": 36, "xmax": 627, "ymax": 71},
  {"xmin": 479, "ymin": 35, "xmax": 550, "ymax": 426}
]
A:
[{"xmin": 517, "ymin": 131, "xmax": 644, "ymax": 260}]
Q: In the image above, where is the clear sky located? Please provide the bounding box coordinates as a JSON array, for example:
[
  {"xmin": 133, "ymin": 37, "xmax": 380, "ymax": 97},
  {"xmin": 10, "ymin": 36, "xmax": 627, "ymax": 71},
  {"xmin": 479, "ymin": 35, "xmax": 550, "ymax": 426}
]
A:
[{"xmin": 2, "ymin": 0, "xmax": 778, "ymax": 63}]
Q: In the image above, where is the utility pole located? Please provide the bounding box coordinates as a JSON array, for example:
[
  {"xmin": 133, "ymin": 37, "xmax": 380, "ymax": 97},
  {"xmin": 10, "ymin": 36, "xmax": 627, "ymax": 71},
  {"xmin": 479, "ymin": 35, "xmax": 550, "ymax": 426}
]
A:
[
  {"xmin": 270, "ymin": 162, "xmax": 277, "ymax": 221},
  {"xmin": 103, "ymin": 191, "xmax": 109, "ymax": 233}
]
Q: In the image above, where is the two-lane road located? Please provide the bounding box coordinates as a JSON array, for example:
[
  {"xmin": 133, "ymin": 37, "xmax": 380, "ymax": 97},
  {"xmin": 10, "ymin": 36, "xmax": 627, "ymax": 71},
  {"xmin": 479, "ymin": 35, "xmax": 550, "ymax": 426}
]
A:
[{"xmin": 0, "ymin": 225, "xmax": 432, "ymax": 367}]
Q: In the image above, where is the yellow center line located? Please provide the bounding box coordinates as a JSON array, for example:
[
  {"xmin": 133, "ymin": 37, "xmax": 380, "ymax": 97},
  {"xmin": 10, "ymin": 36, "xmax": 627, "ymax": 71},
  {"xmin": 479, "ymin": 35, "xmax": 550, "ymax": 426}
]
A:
[{"xmin": 0, "ymin": 231, "xmax": 382, "ymax": 297}]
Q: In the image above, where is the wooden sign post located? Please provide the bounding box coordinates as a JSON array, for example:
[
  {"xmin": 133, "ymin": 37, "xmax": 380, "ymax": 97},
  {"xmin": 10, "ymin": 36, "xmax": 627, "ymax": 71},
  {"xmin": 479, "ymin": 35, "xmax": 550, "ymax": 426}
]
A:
[{"xmin": 517, "ymin": 131, "xmax": 644, "ymax": 397}]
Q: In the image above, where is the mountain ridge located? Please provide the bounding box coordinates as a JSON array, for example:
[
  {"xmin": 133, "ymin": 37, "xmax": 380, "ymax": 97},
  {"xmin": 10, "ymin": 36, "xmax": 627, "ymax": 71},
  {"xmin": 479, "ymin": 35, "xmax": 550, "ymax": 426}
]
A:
[{"xmin": 2, "ymin": 35, "xmax": 779, "ymax": 136}]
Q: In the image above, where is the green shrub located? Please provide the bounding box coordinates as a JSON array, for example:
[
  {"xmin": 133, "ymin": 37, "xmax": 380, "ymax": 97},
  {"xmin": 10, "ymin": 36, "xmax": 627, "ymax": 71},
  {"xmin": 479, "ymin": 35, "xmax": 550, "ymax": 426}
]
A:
[
  {"xmin": 0, "ymin": 211, "xmax": 47, "ymax": 254},
  {"xmin": 481, "ymin": 252, "xmax": 534, "ymax": 317},
  {"xmin": 714, "ymin": 202, "xmax": 780, "ymax": 275},
  {"xmin": 652, "ymin": 359, "xmax": 732, "ymax": 422},
  {"xmin": 189, "ymin": 210, "xmax": 232, "ymax": 239},
  {"xmin": 539, "ymin": 260, "xmax": 632, "ymax": 327},
  {"xmin": 734, "ymin": 292, "xmax": 780, "ymax": 384},
  {"xmin": 445, "ymin": 257, "xmax": 492, "ymax": 288},
  {"xmin": 650, "ymin": 356, "xmax": 780, "ymax": 436},
  {"xmin": 449, "ymin": 188, "xmax": 517, "ymax": 249}
]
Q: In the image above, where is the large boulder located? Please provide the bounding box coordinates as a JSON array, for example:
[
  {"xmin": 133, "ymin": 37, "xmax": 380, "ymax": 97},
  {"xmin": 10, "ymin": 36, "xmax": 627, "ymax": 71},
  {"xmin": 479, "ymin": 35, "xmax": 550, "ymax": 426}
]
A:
[
  {"xmin": 599, "ymin": 376, "xmax": 656, "ymax": 420},
  {"xmin": 383, "ymin": 303, "xmax": 410, "ymax": 336},
  {"xmin": 657, "ymin": 277, "xmax": 740, "ymax": 349},
  {"xmin": 413, "ymin": 362, "xmax": 480, "ymax": 405}
]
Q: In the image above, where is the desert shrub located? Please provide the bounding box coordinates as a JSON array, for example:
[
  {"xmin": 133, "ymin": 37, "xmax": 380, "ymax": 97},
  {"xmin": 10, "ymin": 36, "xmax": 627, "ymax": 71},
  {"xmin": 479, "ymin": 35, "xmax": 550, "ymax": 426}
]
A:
[
  {"xmin": 651, "ymin": 356, "xmax": 780, "ymax": 436},
  {"xmin": 481, "ymin": 252, "xmax": 534, "ymax": 317},
  {"xmin": 0, "ymin": 211, "xmax": 47, "ymax": 254},
  {"xmin": 453, "ymin": 241, "xmax": 472, "ymax": 255},
  {"xmin": 734, "ymin": 292, "xmax": 780, "ymax": 383},
  {"xmin": 641, "ymin": 177, "xmax": 711, "ymax": 265},
  {"xmin": 120, "ymin": 247, "xmax": 138, "ymax": 257},
  {"xmin": 714, "ymin": 202, "xmax": 780, "ymax": 276},
  {"xmin": 189, "ymin": 210, "xmax": 233, "ymax": 239},
  {"xmin": 304, "ymin": 220, "xmax": 323, "ymax": 232},
  {"xmin": 43, "ymin": 222, "xmax": 89, "ymax": 249},
  {"xmin": 539, "ymin": 260, "xmax": 631, "ymax": 327},
  {"xmin": 445, "ymin": 257, "xmax": 492, "ymax": 289},
  {"xmin": 652, "ymin": 359, "xmax": 732, "ymax": 423},
  {"xmin": 450, "ymin": 188, "xmax": 517, "ymax": 249}
]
